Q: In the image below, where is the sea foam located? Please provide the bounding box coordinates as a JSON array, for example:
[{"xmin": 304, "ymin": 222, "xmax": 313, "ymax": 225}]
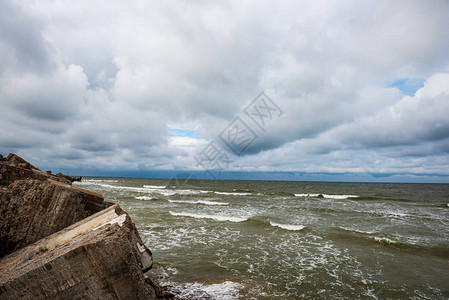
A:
[
  {"xmin": 270, "ymin": 222, "xmax": 306, "ymax": 231},
  {"xmin": 143, "ymin": 185, "xmax": 167, "ymax": 189},
  {"xmin": 169, "ymin": 281, "xmax": 243, "ymax": 300},
  {"xmin": 215, "ymin": 191, "xmax": 253, "ymax": 196},
  {"xmin": 169, "ymin": 211, "xmax": 247, "ymax": 222},
  {"xmin": 168, "ymin": 200, "xmax": 229, "ymax": 206}
]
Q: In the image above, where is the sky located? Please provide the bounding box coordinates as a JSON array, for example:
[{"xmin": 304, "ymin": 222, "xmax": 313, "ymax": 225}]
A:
[{"xmin": 1, "ymin": 0, "xmax": 449, "ymax": 183}]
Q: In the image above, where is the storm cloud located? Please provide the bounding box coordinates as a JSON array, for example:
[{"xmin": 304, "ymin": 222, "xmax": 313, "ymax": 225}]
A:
[{"xmin": 1, "ymin": 0, "xmax": 449, "ymax": 182}]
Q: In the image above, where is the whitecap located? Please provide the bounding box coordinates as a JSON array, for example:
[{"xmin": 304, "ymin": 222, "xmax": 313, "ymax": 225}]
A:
[
  {"xmin": 95, "ymin": 184, "xmax": 208, "ymax": 196},
  {"xmin": 338, "ymin": 227, "xmax": 375, "ymax": 235},
  {"xmin": 322, "ymin": 194, "xmax": 359, "ymax": 199},
  {"xmin": 270, "ymin": 222, "xmax": 306, "ymax": 231},
  {"xmin": 386, "ymin": 212, "xmax": 409, "ymax": 218},
  {"xmin": 168, "ymin": 200, "xmax": 229, "ymax": 206},
  {"xmin": 169, "ymin": 211, "xmax": 247, "ymax": 222},
  {"xmin": 294, "ymin": 193, "xmax": 359, "ymax": 199},
  {"xmin": 215, "ymin": 191, "xmax": 252, "ymax": 196},
  {"xmin": 143, "ymin": 185, "xmax": 167, "ymax": 189},
  {"xmin": 374, "ymin": 237, "xmax": 397, "ymax": 244},
  {"xmin": 295, "ymin": 193, "xmax": 319, "ymax": 197},
  {"xmin": 76, "ymin": 179, "xmax": 119, "ymax": 184},
  {"xmin": 135, "ymin": 196, "xmax": 155, "ymax": 200},
  {"xmin": 197, "ymin": 200, "xmax": 229, "ymax": 206}
]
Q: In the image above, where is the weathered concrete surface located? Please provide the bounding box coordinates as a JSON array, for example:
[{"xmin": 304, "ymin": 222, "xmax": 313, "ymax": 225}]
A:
[
  {"xmin": 0, "ymin": 154, "xmax": 105, "ymax": 257},
  {"xmin": 0, "ymin": 205, "xmax": 161, "ymax": 300}
]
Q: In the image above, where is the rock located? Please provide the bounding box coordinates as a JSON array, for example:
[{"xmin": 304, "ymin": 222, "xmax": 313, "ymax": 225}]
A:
[
  {"xmin": 0, "ymin": 178, "xmax": 104, "ymax": 257},
  {"xmin": 56, "ymin": 172, "xmax": 82, "ymax": 183},
  {"xmin": 0, "ymin": 153, "xmax": 73, "ymax": 186},
  {"xmin": 5, "ymin": 153, "xmax": 38, "ymax": 169},
  {"xmin": 0, "ymin": 205, "xmax": 162, "ymax": 300},
  {"xmin": 0, "ymin": 154, "xmax": 169, "ymax": 299}
]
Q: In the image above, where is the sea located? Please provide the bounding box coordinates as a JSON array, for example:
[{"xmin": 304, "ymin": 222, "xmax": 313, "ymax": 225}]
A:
[{"xmin": 74, "ymin": 177, "xmax": 449, "ymax": 299}]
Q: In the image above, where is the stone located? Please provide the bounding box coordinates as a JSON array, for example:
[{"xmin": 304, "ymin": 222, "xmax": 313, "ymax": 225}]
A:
[
  {"xmin": 0, "ymin": 205, "xmax": 161, "ymax": 300},
  {"xmin": 0, "ymin": 179, "xmax": 105, "ymax": 257},
  {"xmin": 0, "ymin": 153, "xmax": 73, "ymax": 186},
  {"xmin": 0, "ymin": 154, "xmax": 171, "ymax": 299}
]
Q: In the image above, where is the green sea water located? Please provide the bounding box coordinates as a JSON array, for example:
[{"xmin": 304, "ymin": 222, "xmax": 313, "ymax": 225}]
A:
[{"xmin": 74, "ymin": 178, "xmax": 449, "ymax": 299}]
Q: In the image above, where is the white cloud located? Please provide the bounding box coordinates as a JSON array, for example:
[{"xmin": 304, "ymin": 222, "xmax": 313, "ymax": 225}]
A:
[{"xmin": 0, "ymin": 0, "xmax": 449, "ymax": 180}]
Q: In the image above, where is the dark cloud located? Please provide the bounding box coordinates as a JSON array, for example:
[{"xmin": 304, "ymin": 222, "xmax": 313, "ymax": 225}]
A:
[
  {"xmin": 0, "ymin": 1, "xmax": 54, "ymax": 73},
  {"xmin": 0, "ymin": 0, "xmax": 449, "ymax": 180}
]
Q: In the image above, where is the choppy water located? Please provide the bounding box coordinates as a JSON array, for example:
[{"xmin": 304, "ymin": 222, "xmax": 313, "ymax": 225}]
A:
[{"xmin": 74, "ymin": 178, "xmax": 449, "ymax": 299}]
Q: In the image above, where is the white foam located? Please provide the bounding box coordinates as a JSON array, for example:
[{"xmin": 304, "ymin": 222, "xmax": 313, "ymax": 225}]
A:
[
  {"xmin": 323, "ymin": 194, "xmax": 359, "ymax": 199},
  {"xmin": 143, "ymin": 185, "xmax": 167, "ymax": 189},
  {"xmin": 386, "ymin": 212, "xmax": 409, "ymax": 218},
  {"xmin": 215, "ymin": 191, "xmax": 252, "ymax": 196},
  {"xmin": 169, "ymin": 211, "xmax": 247, "ymax": 222},
  {"xmin": 200, "ymin": 281, "xmax": 243, "ymax": 299},
  {"xmin": 374, "ymin": 237, "xmax": 397, "ymax": 244},
  {"xmin": 95, "ymin": 184, "xmax": 208, "ymax": 196},
  {"xmin": 339, "ymin": 227, "xmax": 375, "ymax": 235},
  {"xmin": 294, "ymin": 193, "xmax": 359, "ymax": 199},
  {"xmin": 270, "ymin": 222, "xmax": 306, "ymax": 231},
  {"xmin": 84, "ymin": 179, "xmax": 118, "ymax": 183},
  {"xmin": 136, "ymin": 196, "xmax": 156, "ymax": 200},
  {"xmin": 295, "ymin": 193, "xmax": 319, "ymax": 197},
  {"xmin": 172, "ymin": 281, "xmax": 243, "ymax": 300},
  {"xmin": 197, "ymin": 200, "xmax": 229, "ymax": 206},
  {"xmin": 99, "ymin": 184, "xmax": 151, "ymax": 192},
  {"xmin": 168, "ymin": 200, "xmax": 229, "ymax": 206}
]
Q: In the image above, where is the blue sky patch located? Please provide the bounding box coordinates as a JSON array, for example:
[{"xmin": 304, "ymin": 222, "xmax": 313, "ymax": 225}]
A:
[
  {"xmin": 169, "ymin": 129, "xmax": 197, "ymax": 138},
  {"xmin": 389, "ymin": 78, "xmax": 425, "ymax": 96}
]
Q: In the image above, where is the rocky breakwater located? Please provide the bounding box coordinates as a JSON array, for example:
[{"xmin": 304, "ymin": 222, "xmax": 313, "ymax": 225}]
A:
[{"xmin": 0, "ymin": 154, "xmax": 171, "ymax": 299}]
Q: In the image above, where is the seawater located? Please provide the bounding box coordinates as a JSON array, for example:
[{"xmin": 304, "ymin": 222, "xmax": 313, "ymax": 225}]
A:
[{"xmin": 74, "ymin": 178, "xmax": 449, "ymax": 299}]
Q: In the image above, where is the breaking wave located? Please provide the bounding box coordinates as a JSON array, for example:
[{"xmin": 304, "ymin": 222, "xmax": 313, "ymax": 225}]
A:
[
  {"xmin": 295, "ymin": 193, "xmax": 359, "ymax": 199},
  {"xmin": 169, "ymin": 211, "xmax": 248, "ymax": 223},
  {"xmin": 269, "ymin": 222, "xmax": 306, "ymax": 231},
  {"xmin": 168, "ymin": 199, "xmax": 229, "ymax": 206}
]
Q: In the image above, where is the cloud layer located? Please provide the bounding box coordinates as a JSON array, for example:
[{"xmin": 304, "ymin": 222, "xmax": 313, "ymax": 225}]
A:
[{"xmin": 1, "ymin": 0, "xmax": 449, "ymax": 182}]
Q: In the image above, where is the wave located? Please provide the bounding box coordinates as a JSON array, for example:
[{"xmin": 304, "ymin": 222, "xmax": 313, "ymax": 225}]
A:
[
  {"xmin": 143, "ymin": 185, "xmax": 167, "ymax": 189},
  {"xmin": 244, "ymin": 218, "xmax": 307, "ymax": 232},
  {"xmin": 83, "ymin": 179, "xmax": 119, "ymax": 183},
  {"xmin": 336, "ymin": 227, "xmax": 376, "ymax": 235},
  {"xmin": 264, "ymin": 192, "xmax": 296, "ymax": 197},
  {"xmin": 168, "ymin": 199, "xmax": 229, "ymax": 206},
  {"xmin": 135, "ymin": 196, "xmax": 166, "ymax": 201},
  {"xmin": 295, "ymin": 193, "xmax": 359, "ymax": 200},
  {"xmin": 74, "ymin": 181, "xmax": 96, "ymax": 186},
  {"xmin": 215, "ymin": 191, "xmax": 253, "ymax": 196},
  {"xmin": 374, "ymin": 237, "xmax": 397, "ymax": 244},
  {"xmin": 169, "ymin": 211, "xmax": 247, "ymax": 222},
  {"xmin": 385, "ymin": 211, "xmax": 409, "ymax": 218},
  {"xmin": 169, "ymin": 281, "xmax": 243, "ymax": 300},
  {"xmin": 269, "ymin": 222, "xmax": 306, "ymax": 231},
  {"xmin": 332, "ymin": 227, "xmax": 449, "ymax": 256},
  {"xmin": 233, "ymin": 189, "xmax": 254, "ymax": 193},
  {"xmin": 92, "ymin": 183, "xmax": 211, "ymax": 196}
]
